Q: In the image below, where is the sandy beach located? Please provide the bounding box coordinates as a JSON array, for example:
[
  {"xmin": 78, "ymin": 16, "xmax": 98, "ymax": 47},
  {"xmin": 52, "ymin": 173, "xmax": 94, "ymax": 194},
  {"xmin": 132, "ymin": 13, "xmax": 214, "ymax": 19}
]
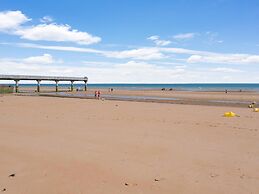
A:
[
  {"xmin": 1, "ymin": 0, "xmax": 259, "ymax": 193},
  {"xmin": 0, "ymin": 94, "xmax": 259, "ymax": 194}
]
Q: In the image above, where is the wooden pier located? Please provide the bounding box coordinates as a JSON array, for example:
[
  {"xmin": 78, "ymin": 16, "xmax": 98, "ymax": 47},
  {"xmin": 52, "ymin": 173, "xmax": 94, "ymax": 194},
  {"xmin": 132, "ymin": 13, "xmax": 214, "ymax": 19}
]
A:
[{"xmin": 0, "ymin": 75, "xmax": 88, "ymax": 93}]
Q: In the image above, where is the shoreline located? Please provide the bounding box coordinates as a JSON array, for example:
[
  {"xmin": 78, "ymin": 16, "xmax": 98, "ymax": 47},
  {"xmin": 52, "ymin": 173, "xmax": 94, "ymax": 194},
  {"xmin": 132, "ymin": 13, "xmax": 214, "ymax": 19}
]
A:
[{"xmin": 14, "ymin": 88, "xmax": 259, "ymax": 108}]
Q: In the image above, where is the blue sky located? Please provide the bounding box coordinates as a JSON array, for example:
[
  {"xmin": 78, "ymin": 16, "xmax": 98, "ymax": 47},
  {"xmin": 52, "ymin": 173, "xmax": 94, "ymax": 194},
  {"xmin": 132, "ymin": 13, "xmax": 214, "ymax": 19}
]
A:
[{"xmin": 0, "ymin": 0, "xmax": 259, "ymax": 83}]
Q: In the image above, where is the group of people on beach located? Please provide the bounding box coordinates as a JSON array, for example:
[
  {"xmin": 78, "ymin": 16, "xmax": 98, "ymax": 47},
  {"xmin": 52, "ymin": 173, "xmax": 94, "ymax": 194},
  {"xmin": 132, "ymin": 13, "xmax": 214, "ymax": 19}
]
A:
[{"xmin": 94, "ymin": 88, "xmax": 114, "ymax": 100}]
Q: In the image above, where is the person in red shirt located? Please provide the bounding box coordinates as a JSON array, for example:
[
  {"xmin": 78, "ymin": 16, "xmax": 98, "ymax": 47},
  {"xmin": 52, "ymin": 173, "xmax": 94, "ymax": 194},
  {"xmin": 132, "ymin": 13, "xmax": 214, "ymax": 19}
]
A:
[{"xmin": 97, "ymin": 90, "xmax": 101, "ymax": 99}]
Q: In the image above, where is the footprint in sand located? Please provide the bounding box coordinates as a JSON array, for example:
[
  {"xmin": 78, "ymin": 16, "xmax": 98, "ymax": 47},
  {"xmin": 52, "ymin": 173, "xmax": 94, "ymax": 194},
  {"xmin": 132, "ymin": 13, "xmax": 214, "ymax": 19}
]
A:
[
  {"xmin": 124, "ymin": 182, "xmax": 138, "ymax": 187},
  {"xmin": 154, "ymin": 178, "xmax": 165, "ymax": 182},
  {"xmin": 210, "ymin": 173, "xmax": 219, "ymax": 178},
  {"xmin": 240, "ymin": 174, "xmax": 245, "ymax": 179},
  {"xmin": 9, "ymin": 173, "xmax": 15, "ymax": 177}
]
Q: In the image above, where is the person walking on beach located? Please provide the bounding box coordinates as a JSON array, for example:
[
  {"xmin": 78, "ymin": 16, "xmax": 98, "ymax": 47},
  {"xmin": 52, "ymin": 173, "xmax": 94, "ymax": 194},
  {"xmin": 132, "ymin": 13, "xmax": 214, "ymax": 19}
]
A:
[
  {"xmin": 94, "ymin": 90, "xmax": 98, "ymax": 99},
  {"xmin": 97, "ymin": 90, "xmax": 101, "ymax": 100}
]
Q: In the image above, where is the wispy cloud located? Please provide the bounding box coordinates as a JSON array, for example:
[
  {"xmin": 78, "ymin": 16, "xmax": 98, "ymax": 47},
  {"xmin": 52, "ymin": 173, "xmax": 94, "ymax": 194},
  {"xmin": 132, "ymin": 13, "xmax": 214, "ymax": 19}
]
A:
[
  {"xmin": 173, "ymin": 33, "xmax": 196, "ymax": 40},
  {"xmin": 82, "ymin": 61, "xmax": 118, "ymax": 66},
  {"xmin": 205, "ymin": 31, "xmax": 223, "ymax": 44},
  {"xmin": 12, "ymin": 42, "xmax": 102, "ymax": 53},
  {"xmin": 4, "ymin": 42, "xmax": 259, "ymax": 65},
  {"xmin": 210, "ymin": 67, "xmax": 243, "ymax": 73},
  {"xmin": 187, "ymin": 54, "xmax": 259, "ymax": 64},
  {"xmin": 103, "ymin": 47, "xmax": 166, "ymax": 60},
  {"xmin": 8, "ymin": 43, "xmax": 166, "ymax": 60},
  {"xmin": 40, "ymin": 16, "xmax": 53, "ymax": 23},
  {"xmin": 147, "ymin": 35, "xmax": 171, "ymax": 46}
]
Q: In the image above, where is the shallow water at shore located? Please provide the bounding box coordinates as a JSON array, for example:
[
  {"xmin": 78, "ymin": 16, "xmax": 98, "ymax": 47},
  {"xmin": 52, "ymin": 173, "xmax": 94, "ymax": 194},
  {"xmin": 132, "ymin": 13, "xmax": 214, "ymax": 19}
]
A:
[
  {"xmin": 3, "ymin": 83, "xmax": 259, "ymax": 92},
  {"xmin": 54, "ymin": 92, "xmax": 180, "ymax": 101},
  {"xmin": 24, "ymin": 90, "xmax": 257, "ymax": 108}
]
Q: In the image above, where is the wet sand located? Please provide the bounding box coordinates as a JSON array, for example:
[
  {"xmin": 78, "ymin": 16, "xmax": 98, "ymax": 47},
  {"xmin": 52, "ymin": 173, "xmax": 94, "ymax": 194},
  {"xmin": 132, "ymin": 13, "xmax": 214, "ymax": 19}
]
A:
[
  {"xmin": 0, "ymin": 95, "xmax": 259, "ymax": 194},
  {"xmin": 15, "ymin": 85, "xmax": 259, "ymax": 108}
]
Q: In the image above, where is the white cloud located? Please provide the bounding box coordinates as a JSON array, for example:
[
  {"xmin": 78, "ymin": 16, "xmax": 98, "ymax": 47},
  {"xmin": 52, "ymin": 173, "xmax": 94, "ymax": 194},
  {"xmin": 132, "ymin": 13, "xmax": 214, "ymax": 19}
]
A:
[
  {"xmin": 0, "ymin": 10, "xmax": 101, "ymax": 45},
  {"xmin": 1, "ymin": 56, "xmax": 258, "ymax": 83},
  {"xmin": 23, "ymin": 53, "xmax": 61, "ymax": 64},
  {"xmin": 40, "ymin": 16, "xmax": 53, "ymax": 23},
  {"xmin": 0, "ymin": 10, "xmax": 30, "ymax": 31},
  {"xmin": 15, "ymin": 23, "xmax": 101, "ymax": 45},
  {"xmin": 0, "ymin": 53, "xmax": 61, "ymax": 65},
  {"xmin": 147, "ymin": 35, "xmax": 159, "ymax": 41},
  {"xmin": 211, "ymin": 67, "xmax": 243, "ymax": 73},
  {"xmin": 147, "ymin": 35, "xmax": 171, "ymax": 46},
  {"xmin": 0, "ymin": 54, "xmax": 64, "ymax": 77},
  {"xmin": 0, "ymin": 58, "xmax": 186, "ymax": 83},
  {"xmin": 173, "ymin": 33, "xmax": 196, "ymax": 40}
]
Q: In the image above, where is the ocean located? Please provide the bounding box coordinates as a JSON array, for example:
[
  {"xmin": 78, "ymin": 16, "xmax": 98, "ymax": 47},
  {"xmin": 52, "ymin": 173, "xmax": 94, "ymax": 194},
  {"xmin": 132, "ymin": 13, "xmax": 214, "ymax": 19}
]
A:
[{"xmin": 12, "ymin": 83, "xmax": 259, "ymax": 91}]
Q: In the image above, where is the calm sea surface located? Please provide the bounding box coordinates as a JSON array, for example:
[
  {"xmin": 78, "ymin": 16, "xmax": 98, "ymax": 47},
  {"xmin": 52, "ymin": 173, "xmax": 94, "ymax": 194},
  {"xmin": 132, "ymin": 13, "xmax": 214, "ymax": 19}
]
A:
[{"xmin": 14, "ymin": 83, "xmax": 259, "ymax": 91}]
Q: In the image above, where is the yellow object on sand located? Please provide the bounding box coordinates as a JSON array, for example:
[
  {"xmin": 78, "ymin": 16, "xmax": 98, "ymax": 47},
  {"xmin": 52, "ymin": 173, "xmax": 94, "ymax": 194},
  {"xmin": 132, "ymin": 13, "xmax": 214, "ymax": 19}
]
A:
[
  {"xmin": 224, "ymin": 112, "xmax": 238, "ymax": 117},
  {"xmin": 254, "ymin": 108, "xmax": 259, "ymax": 112}
]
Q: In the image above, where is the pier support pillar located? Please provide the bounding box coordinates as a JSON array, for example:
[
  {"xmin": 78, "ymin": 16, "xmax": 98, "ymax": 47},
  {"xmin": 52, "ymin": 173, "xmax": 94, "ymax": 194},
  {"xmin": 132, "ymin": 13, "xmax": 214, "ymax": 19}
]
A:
[
  {"xmin": 70, "ymin": 81, "xmax": 74, "ymax": 91},
  {"xmin": 37, "ymin": 80, "xmax": 41, "ymax": 92},
  {"xmin": 84, "ymin": 81, "xmax": 87, "ymax": 91},
  {"xmin": 55, "ymin": 80, "xmax": 59, "ymax": 92},
  {"xmin": 14, "ymin": 80, "xmax": 19, "ymax": 93}
]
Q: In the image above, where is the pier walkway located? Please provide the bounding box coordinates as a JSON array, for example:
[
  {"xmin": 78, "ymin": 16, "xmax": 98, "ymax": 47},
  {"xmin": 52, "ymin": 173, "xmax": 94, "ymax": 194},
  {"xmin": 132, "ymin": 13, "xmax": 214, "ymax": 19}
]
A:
[{"xmin": 0, "ymin": 75, "xmax": 88, "ymax": 92}]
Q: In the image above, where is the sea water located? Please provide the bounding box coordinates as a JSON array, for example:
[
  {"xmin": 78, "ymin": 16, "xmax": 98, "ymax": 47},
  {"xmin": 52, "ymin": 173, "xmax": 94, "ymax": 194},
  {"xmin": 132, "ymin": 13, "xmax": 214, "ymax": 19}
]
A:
[{"xmin": 15, "ymin": 83, "xmax": 259, "ymax": 91}]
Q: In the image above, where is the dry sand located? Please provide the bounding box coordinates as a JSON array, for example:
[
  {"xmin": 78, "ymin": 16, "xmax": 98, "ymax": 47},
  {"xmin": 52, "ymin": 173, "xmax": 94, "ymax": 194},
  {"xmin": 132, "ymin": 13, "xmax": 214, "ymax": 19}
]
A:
[{"xmin": 0, "ymin": 95, "xmax": 259, "ymax": 194}]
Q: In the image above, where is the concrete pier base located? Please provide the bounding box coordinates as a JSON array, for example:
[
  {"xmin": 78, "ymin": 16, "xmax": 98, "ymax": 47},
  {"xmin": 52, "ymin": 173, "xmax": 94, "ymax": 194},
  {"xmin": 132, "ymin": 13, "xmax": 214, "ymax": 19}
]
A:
[
  {"xmin": 15, "ymin": 80, "xmax": 19, "ymax": 93},
  {"xmin": 84, "ymin": 81, "xmax": 87, "ymax": 91},
  {"xmin": 71, "ymin": 81, "xmax": 74, "ymax": 92},
  {"xmin": 37, "ymin": 80, "xmax": 41, "ymax": 92},
  {"xmin": 55, "ymin": 80, "xmax": 59, "ymax": 92}
]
